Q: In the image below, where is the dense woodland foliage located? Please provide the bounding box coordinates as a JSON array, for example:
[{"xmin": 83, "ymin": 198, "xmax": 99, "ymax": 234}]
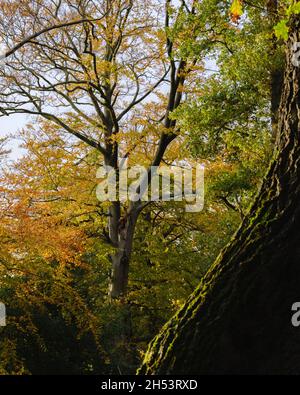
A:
[{"xmin": 0, "ymin": 0, "xmax": 293, "ymax": 374}]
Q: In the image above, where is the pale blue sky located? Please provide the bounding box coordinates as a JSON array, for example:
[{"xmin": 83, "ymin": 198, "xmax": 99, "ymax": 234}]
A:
[{"xmin": 1, "ymin": 113, "xmax": 28, "ymax": 160}]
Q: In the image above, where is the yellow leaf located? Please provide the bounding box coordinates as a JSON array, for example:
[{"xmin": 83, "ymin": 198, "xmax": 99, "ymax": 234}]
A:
[{"xmin": 230, "ymin": 0, "xmax": 243, "ymax": 22}]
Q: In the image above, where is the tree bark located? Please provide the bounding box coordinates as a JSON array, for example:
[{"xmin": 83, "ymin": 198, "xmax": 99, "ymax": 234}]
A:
[
  {"xmin": 109, "ymin": 205, "xmax": 139, "ymax": 298},
  {"xmin": 138, "ymin": 15, "xmax": 300, "ymax": 375}
]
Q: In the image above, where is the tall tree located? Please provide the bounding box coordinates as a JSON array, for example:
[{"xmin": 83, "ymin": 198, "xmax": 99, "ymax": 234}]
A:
[
  {"xmin": 139, "ymin": 13, "xmax": 300, "ymax": 375},
  {"xmin": 0, "ymin": 0, "xmax": 205, "ymax": 298}
]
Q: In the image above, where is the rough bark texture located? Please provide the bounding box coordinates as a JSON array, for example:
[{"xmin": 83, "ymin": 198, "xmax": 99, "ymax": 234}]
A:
[
  {"xmin": 271, "ymin": 68, "xmax": 284, "ymax": 138},
  {"xmin": 138, "ymin": 16, "xmax": 300, "ymax": 375}
]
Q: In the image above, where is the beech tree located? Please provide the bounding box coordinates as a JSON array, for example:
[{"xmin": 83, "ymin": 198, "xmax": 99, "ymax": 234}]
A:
[
  {"xmin": 139, "ymin": 13, "xmax": 300, "ymax": 375},
  {"xmin": 0, "ymin": 0, "xmax": 206, "ymax": 298}
]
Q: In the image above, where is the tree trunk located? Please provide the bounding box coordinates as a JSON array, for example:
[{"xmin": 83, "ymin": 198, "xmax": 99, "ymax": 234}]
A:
[
  {"xmin": 138, "ymin": 16, "xmax": 300, "ymax": 375},
  {"xmin": 271, "ymin": 68, "xmax": 284, "ymax": 139},
  {"xmin": 109, "ymin": 204, "xmax": 139, "ymax": 299}
]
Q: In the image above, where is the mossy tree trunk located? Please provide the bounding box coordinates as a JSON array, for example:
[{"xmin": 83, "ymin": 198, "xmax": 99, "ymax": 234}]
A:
[{"xmin": 139, "ymin": 16, "xmax": 300, "ymax": 375}]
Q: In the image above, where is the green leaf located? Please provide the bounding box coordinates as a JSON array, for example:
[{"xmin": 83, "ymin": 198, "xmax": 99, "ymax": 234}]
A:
[
  {"xmin": 274, "ymin": 20, "xmax": 289, "ymax": 41},
  {"xmin": 287, "ymin": 1, "xmax": 300, "ymax": 16}
]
